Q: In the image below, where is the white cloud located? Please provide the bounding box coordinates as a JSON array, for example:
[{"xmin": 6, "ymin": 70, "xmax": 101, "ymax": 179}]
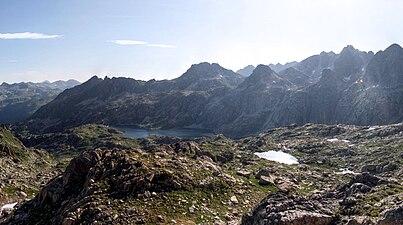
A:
[
  {"xmin": 146, "ymin": 43, "xmax": 176, "ymax": 48},
  {"xmin": 109, "ymin": 40, "xmax": 148, "ymax": 45},
  {"xmin": 0, "ymin": 32, "xmax": 62, "ymax": 39},
  {"xmin": 7, "ymin": 60, "xmax": 17, "ymax": 63},
  {"xmin": 109, "ymin": 39, "xmax": 176, "ymax": 48}
]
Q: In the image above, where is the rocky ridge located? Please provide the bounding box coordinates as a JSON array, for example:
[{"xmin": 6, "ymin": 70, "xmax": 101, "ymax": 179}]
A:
[{"xmin": 23, "ymin": 44, "xmax": 403, "ymax": 137}]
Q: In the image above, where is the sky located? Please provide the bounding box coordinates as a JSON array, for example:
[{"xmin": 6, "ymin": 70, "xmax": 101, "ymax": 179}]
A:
[{"xmin": 0, "ymin": 0, "xmax": 402, "ymax": 83}]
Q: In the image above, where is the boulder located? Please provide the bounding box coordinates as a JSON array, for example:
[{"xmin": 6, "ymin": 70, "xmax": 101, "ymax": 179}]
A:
[
  {"xmin": 377, "ymin": 205, "xmax": 403, "ymax": 225},
  {"xmin": 241, "ymin": 193, "xmax": 335, "ymax": 225},
  {"xmin": 237, "ymin": 170, "xmax": 252, "ymax": 178},
  {"xmin": 258, "ymin": 175, "xmax": 275, "ymax": 186}
]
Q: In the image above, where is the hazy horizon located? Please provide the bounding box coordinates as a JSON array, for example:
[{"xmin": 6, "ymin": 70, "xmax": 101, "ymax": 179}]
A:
[{"xmin": 1, "ymin": 0, "xmax": 402, "ymax": 83}]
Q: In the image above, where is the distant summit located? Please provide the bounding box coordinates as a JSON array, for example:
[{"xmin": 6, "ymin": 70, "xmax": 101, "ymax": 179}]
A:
[
  {"xmin": 0, "ymin": 80, "xmax": 81, "ymax": 124},
  {"xmin": 268, "ymin": 61, "xmax": 298, "ymax": 73},
  {"xmin": 236, "ymin": 65, "xmax": 255, "ymax": 77},
  {"xmin": 174, "ymin": 62, "xmax": 244, "ymax": 91},
  {"xmin": 239, "ymin": 65, "xmax": 293, "ymax": 90}
]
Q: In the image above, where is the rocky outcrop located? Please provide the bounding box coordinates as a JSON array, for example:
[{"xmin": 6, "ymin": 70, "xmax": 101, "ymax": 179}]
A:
[
  {"xmin": 378, "ymin": 205, "xmax": 403, "ymax": 225},
  {"xmin": 242, "ymin": 172, "xmax": 400, "ymax": 225},
  {"xmin": 241, "ymin": 193, "xmax": 335, "ymax": 225},
  {"xmin": 3, "ymin": 149, "xmax": 188, "ymax": 225}
]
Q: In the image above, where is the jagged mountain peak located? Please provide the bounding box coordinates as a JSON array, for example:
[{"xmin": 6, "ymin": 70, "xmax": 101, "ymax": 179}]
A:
[
  {"xmin": 364, "ymin": 43, "xmax": 403, "ymax": 87},
  {"xmin": 246, "ymin": 64, "xmax": 277, "ymax": 82},
  {"xmin": 332, "ymin": 45, "xmax": 374, "ymax": 80},
  {"xmin": 174, "ymin": 62, "xmax": 244, "ymax": 90},
  {"xmin": 187, "ymin": 62, "xmax": 224, "ymax": 73},
  {"xmin": 319, "ymin": 51, "xmax": 336, "ymax": 57},
  {"xmin": 253, "ymin": 64, "xmax": 275, "ymax": 75},
  {"xmin": 179, "ymin": 62, "xmax": 238, "ymax": 79},
  {"xmin": 87, "ymin": 75, "xmax": 102, "ymax": 82},
  {"xmin": 268, "ymin": 61, "xmax": 298, "ymax": 73},
  {"xmin": 341, "ymin": 45, "xmax": 357, "ymax": 53},
  {"xmin": 239, "ymin": 64, "xmax": 293, "ymax": 90},
  {"xmin": 236, "ymin": 65, "xmax": 256, "ymax": 77}
]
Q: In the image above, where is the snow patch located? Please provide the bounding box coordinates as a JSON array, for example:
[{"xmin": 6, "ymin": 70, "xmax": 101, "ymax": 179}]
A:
[
  {"xmin": 336, "ymin": 168, "xmax": 360, "ymax": 175},
  {"xmin": 327, "ymin": 138, "xmax": 339, "ymax": 142},
  {"xmin": 343, "ymin": 75, "xmax": 351, "ymax": 81},
  {"xmin": 327, "ymin": 138, "xmax": 350, "ymax": 143},
  {"xmin": 254, "ymin": 151, "xmax": 299, "ymax": 165},
  {"xmin": 1, "ymin": 202, "xmax": 17, "ymax": 210},
  {"xmin": 1, "ymin": 202, "xmax": 17, "ymax": 216}
]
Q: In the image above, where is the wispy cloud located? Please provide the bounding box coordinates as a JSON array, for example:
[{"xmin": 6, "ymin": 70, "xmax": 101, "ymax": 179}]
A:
[
  {"xmin": 0, "ymin": 32, "xmax": 62, "ymax": 40},
  {"xmin": 109, "ymin": 39, "xmax": 176, "ymax": 48},
  {"xmin": 109, "ymin": 40, "xmax": 147, "ymax": 45},
  {"xmin": 146, "ymin": 43, "xmax": 176, "ymax": 48},
  {"xmin": 7, "ymin": 60, "xmax": 17, "ymax": 63}
]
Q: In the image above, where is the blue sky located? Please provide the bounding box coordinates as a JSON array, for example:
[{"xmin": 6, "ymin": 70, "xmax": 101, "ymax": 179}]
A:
[{"xmin": 1, "ymin": 0, "xmax": 402, "ymax": 83}]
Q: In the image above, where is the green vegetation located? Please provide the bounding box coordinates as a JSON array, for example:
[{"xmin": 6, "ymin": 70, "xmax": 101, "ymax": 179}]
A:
[{"xmin": 0, "ymin": 126, "xmax": 27, "ymax": 160}]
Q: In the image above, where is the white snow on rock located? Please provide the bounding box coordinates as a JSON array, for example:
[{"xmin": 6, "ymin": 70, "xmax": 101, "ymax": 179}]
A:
[
  {"xmin": 1, "ymin": 202, "xmax": 17, "ymax": 210},
  {"xmin": 327, "ymin": 138, "xmax": 350, "ymax": 143},
  {"xmin": 336, "ymin": 168, "xmax": 360, "ymax": 175},
  {"xmin": 327, "ymin": 138, "xmax": 339, "ymax": 142},
  {"xmin": 1, "ymin": 202, "xmax": 17, "ymax": 216},
  {"xmin": 254, "ymin": 151, "xmax": 299, "ymax": 165}
]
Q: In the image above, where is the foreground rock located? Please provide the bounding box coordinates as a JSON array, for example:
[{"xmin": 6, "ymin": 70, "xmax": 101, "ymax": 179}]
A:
[
  {"xmin": 1, "ymin": 144, "xmax": 265, "ymax": 224},
  {"xmin": 242, "ymin": 193, "xmax": 335, "ymax": 225},
  {"xmin": 242, "ymin": 172, "xmax": 403, "ymax": 225}
]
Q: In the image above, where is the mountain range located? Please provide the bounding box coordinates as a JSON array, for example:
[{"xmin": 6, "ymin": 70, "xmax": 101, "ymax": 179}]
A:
[
  {"xmin": 0, "ymin": 80, "xmax": 80, "ymax": 124},
  {"xmin": 25, "ymin": 44, "xmax": 403, "ymax": 137}
]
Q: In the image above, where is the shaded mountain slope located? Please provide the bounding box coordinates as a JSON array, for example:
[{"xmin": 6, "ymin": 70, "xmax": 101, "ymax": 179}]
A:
[{"xmin": 28, "ymin": 63, "xmax": 244, "ymax": 133}]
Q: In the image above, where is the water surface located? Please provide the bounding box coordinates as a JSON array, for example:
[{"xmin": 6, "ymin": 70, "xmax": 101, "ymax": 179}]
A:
[{"xmin": 114, "ymin": 126, "xmax": 214, "ymax": 139}]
